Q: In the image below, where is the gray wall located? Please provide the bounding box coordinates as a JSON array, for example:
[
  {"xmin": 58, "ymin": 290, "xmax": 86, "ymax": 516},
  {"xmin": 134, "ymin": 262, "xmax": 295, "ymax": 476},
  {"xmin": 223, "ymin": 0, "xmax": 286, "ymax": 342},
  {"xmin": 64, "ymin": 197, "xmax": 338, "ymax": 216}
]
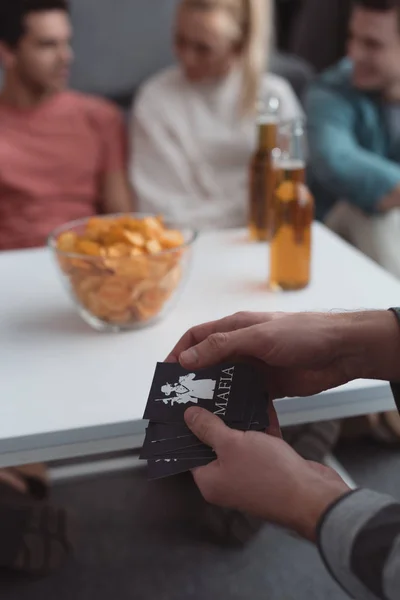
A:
[{"xmin": 68, "ymin": 0, "xmax": 177, "ymax": 97}]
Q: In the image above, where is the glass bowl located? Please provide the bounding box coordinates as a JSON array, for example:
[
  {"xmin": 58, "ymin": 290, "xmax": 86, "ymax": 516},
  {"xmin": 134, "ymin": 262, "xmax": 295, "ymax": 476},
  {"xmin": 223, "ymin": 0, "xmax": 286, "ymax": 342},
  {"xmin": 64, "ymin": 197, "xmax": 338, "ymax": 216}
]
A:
[{"xmin": 48, "ymin": 214, "xmax": 198, "ymax": 332}]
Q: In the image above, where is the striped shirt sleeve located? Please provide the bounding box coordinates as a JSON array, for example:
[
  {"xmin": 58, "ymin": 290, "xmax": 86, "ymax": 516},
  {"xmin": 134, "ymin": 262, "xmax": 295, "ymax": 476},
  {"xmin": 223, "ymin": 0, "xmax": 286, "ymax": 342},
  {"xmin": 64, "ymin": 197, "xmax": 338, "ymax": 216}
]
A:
[
  {"xmin": 390, "ymin": 308, "xmax": 400, "ymax": 414},
  {"xmin": 317, "ymin": 489, "xmax": 400, "ymax": 599}
]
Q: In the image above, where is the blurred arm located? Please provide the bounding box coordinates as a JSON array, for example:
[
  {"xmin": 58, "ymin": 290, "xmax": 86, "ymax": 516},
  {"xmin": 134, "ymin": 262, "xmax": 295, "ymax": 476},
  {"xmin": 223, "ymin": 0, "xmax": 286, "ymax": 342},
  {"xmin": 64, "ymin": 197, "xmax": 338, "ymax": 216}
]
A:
[
  {"xmin": 306, "ymin": 85, "xmax": 400, "ymax": 212},
  {"xmin": 318, "ymin": 490, "xmax": 400, "ymax": 600},
  {"xmin": 319, "ymin": 307, "xmax": 400, "ymax": 597},
  {"xmin": 98, "ymin": 104, "xmax": 135, "ymax": 214},
  {"xmin": 101, "ymin": 171, "xmax": 135, "ymax": 214}
]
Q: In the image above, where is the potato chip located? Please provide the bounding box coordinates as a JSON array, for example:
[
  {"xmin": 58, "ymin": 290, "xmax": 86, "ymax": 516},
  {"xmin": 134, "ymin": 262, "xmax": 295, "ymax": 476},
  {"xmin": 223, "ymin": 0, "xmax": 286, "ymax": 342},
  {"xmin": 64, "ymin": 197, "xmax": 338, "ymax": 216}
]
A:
[
  {"xmin": 146, "ymin": 256, "xmax": 171, "ymax": 280},
  {"xmin": 123, "ymin": 230, "xmax": 146, "ymax": 248},
  {"xmin": 130, "ymin": 248, "xmax": 144, "ymax": 257},
  {"xmin": 160, "ymin": 265, "xmax": 182, "ymax": 292},
  {"xmin": 159, "ymin": 230, "xmax": 185, "ymax": 249},
  {"xmin": 84, "ymin": 292, "xmax": 110, "ymax": 319},
  {"xmin": 141, "ymin": 217, "xmax": 164, "ymax": 240},
  {"xmin": 77, "ymin": 275, "xmax": 104, "ymax": 296},
  {"xmin": 104, "ymin": 256, "xmax": 150, "ymax": 279},
  {"xmin": 86, "ymin": 217, "xmax": 110, "ymax": 233},
  {"xmin": 134, "ymin": 291, "xmax": 169, "ymax": 321},
  {"xmin": 69, "ymin": 258, "xmax": 94, "ymax": 271},
  {"xmin": 100, "ymin": 224, "xmax": 127, "ymax": 247},
  {"xmin": 115, "ymin": 216, "xmax": 139, "ymax": 230},
  {"xmin": 146, "ymin": 239, "xmax": 162, "ymax": 255},
  {"xmin": 76, "ymin": 240, "xmax": 102, "ymax": 257},
  {"xmin": 57, "ymin": 232, "xmax": 78, "ymax": 252},
  {"xmin": 84, "ymin": 218, "xmax": 110, "ymax": 241},
  {"xmin": 107, "ymin": 243, "xmax": 132, "ymax": 258},
  {"xmin": 130, "ymin": 279, "xmax": 154, "ymax": 300},
  {"xmin": 139, "ymin": 287, "xmax": 168, "ymax": 312},
  {"xmin": 161, "ymin": 250, "xmax": 183, "ymax": 270},
  {"xmin": 97, "ymin": 279, "xmax": 131, "ymax": 312}
]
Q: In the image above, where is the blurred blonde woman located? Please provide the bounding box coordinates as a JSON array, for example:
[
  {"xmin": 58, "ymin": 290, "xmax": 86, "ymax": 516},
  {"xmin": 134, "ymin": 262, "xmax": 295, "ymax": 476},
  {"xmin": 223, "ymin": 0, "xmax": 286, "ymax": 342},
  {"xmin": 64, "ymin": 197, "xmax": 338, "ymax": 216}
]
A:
[{"xmin": 130, "ymin": 0, "xmax": 303, "ymax": 229}]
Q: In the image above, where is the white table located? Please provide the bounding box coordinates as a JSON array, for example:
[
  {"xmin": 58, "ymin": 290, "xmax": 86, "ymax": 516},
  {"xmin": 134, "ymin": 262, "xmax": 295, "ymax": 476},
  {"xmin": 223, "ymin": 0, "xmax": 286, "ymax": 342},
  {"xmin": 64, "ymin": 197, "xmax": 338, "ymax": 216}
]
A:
[{"xmin": 1, "ymin": 223, "xmax": 399, "ymax": 470}]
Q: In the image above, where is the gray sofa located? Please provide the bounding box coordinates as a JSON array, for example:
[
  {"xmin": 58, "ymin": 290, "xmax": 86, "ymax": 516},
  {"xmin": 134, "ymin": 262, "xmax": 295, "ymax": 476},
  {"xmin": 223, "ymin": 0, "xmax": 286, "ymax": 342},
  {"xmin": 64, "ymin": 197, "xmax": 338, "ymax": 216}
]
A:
[{"xmin": 289, "ymin": 0, "xmax": 351, "ymax": 72}]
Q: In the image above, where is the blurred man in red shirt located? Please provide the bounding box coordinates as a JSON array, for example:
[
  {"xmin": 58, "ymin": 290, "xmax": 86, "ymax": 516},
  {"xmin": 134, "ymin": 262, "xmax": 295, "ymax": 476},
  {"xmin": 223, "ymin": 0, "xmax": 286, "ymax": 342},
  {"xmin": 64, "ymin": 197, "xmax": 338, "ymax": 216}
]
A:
[
  {"xmin": 0, "ymin": 0, "xmax": 132, "ymax": 574},
  {"xmin": 0, "ymin": 0, "xmax": 133, "ymax": 252}
]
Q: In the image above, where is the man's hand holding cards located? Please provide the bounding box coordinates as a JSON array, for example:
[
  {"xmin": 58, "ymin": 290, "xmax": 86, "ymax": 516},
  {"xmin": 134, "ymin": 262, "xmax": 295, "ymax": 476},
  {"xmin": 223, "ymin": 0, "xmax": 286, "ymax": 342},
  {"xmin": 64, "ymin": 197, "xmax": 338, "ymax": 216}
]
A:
[{"xmin": 140, "ymin": 361, "xmax": 270, "ymax": 479}]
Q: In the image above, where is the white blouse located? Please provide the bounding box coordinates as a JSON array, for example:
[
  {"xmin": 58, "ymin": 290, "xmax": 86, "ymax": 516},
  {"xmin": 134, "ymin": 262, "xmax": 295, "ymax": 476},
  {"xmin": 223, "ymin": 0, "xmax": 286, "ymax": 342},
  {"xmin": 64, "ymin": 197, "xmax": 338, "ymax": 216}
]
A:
[{"xmin": 130, "ymin": 66, "xmax": 303, "ymax": 230}]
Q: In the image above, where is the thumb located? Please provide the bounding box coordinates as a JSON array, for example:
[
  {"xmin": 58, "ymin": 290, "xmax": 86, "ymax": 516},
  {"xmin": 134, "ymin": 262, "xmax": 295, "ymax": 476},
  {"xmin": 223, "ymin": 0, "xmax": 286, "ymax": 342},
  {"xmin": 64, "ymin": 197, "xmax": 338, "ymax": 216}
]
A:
[{"xmin": 184, "ymin": 407, "xmax": 231, "ymax": 450}]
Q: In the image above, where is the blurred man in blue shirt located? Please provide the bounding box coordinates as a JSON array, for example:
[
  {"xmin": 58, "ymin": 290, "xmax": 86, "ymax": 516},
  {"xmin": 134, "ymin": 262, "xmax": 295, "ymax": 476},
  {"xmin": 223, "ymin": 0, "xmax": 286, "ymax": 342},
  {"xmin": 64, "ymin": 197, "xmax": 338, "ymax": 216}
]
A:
[{"xmin": 307, "ymin": 0, "xmax": 400, "ymax": 279}]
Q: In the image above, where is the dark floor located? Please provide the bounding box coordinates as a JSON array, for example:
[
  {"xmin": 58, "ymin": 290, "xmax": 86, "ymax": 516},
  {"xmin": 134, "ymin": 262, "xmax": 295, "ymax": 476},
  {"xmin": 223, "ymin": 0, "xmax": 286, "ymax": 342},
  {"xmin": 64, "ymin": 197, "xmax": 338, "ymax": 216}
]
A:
[{"xmin": 0, "ymin": 438, "xmax": 399, "ymax": 600}]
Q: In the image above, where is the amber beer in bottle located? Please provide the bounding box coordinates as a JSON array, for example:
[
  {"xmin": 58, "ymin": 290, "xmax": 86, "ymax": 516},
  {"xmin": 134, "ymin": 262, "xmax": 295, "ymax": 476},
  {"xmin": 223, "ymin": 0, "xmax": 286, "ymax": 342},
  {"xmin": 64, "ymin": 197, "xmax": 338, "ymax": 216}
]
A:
[
  {"xmin": 269, "ymin": 120, "xmax": 314, "ymax": 290},
  {"xmin": 248, "ymin": 97, "xmax": 280, "ymax": 242}
]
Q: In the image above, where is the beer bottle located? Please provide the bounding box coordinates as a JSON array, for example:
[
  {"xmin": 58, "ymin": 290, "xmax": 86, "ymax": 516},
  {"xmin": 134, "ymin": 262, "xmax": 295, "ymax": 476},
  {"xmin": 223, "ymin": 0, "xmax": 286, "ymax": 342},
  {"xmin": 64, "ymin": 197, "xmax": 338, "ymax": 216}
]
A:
[
  {"xmin": 269, "ymin": 119, "xmax": 314, "ymax": 290},
  {"xmin": 248, "ymin": 95, "xmax": 280, "ymax": 242}
]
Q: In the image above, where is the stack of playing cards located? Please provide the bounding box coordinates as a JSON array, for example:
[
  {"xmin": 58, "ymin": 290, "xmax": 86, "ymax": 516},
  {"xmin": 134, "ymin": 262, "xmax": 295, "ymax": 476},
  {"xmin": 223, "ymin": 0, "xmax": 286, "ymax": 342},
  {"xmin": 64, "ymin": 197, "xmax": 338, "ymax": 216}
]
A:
[{"xmin": 140, "ymin": 361, "xmax": 269, "ymax": 479}]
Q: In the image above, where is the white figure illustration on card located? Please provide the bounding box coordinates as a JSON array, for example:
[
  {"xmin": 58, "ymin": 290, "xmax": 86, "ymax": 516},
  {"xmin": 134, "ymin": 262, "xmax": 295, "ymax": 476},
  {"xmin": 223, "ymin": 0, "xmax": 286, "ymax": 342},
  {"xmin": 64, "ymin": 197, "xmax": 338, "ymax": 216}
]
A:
[{"xmin": 157, "ymin": 374, "xmax": 217, "ymax": 406}]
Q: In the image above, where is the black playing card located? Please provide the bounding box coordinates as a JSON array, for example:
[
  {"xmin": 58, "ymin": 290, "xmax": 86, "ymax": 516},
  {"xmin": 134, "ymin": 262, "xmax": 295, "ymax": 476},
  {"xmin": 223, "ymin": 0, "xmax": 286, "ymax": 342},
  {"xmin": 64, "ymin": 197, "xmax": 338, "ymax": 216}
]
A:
[
  {"xmin": 145, "ymin": 422, "xmax": 195, "ymax": 442},
  {"xmin": 236, "ymin": 392, "xmax": 270, "ymax": 431},
  {"xmin": 140, "ymin": 433, "xmax": 204, "ymax": 459},
  {"xmin": 249, "ymin": 394, "xmax": 270, "ymax": 430},
  {"xmin": 146, "ymin": 415, "xmax": 269, "ymax": 445},
  {"xmin": 158, "ymin": 447, "xmax": 216, "ymax": 460},
  {"xmin": 143, "ymin": 362, "xmax": 264, "ymax": 423},
  {"xmin": 249, "ymin": 421, "xmax": 269, "ymax": 432},
  {"xmin": 147, "ymin": 457, "xmax": 212, "ymax": 480},
  {"xmin": 140, "ymin": 419, "xmax": 269, "ymax": 460},
  {"xmin": 150, "ymin": 423, "xmax": 270, "ymax": 460},
  {"xmin": 225, "ymin": 389, "xmax": 261, "ymax": 431}
]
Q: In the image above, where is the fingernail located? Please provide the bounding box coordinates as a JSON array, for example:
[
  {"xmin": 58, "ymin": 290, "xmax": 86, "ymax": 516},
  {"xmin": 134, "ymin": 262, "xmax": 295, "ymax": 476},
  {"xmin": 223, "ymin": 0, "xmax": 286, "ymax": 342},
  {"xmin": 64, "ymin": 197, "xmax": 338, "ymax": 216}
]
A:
[
  {"xmin": 185, "ymin": 407, "xmax": 201, "ymax": 425},
  {"xmin": 180, "ymin": 347, "xmax": 198, "ymax": 366}
]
